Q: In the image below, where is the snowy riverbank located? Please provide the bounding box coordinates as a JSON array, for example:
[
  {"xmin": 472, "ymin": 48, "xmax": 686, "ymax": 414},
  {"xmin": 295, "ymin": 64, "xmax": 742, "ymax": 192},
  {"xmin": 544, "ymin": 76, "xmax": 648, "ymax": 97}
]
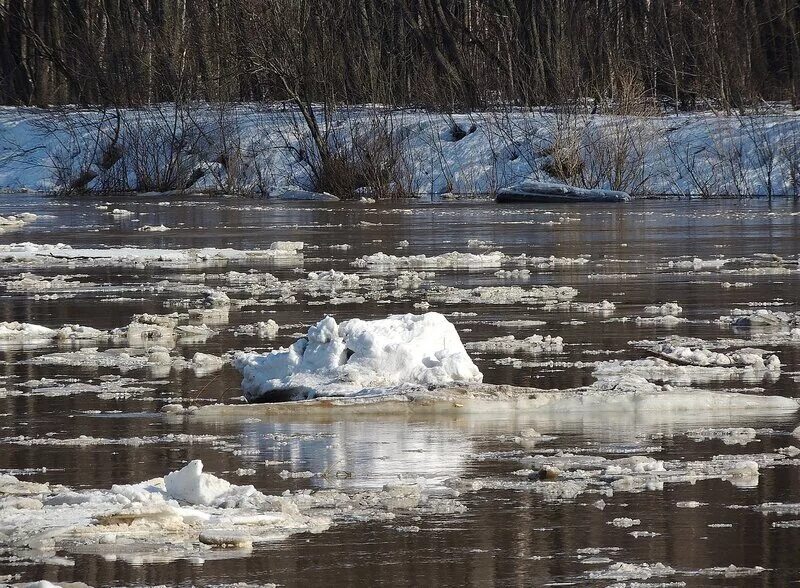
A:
[{"xmin": 1, "ymin": 105, "xmax": 799, "ymax": 198}]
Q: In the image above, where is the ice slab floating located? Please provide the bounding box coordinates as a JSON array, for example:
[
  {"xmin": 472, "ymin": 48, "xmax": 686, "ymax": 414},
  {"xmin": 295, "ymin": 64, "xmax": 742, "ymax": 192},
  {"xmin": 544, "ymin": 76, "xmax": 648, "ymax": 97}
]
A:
[
  {"xmin": 233, "ymin": 312, "xmax": 483, "ymax": 402},
  {"xmin": 205, "ymin": 374, "xmax": 798, "ymax": 421},
  {"xmin": 496, "ymin": 181, "xmax": 631, "ymax": 203}
]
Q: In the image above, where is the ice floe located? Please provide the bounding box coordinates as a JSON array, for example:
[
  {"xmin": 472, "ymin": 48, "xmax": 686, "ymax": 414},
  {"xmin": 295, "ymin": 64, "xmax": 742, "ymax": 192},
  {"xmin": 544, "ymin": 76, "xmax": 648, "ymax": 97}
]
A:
[
  {"xmin": 0, "ymin": 213, "xmax": 37, "ymax": 234},
  {"xmin": 233, "ymin": 312, "xmax": 482, "ymax": 401},
  {"xmin": 0, "ymin": 242, "xmax": 304, "ymax": 268},
  {"xmin": 465, "ymin": 334, "xmax": 563, "ymax": 354}
]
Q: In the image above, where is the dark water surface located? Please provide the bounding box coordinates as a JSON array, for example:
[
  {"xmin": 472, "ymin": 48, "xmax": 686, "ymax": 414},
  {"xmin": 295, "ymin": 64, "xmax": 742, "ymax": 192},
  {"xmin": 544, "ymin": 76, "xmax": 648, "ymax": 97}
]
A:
[{"xmin": 1, "ymin": 194, "xmax": 799, "ymax": 586}]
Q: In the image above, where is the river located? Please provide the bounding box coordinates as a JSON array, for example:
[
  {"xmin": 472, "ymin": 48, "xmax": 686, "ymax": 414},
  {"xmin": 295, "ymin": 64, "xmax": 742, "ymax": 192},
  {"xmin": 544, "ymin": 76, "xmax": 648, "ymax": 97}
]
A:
[{"xmin": 1, "ymin": 194, "xmax": 799, "ymax": 586}]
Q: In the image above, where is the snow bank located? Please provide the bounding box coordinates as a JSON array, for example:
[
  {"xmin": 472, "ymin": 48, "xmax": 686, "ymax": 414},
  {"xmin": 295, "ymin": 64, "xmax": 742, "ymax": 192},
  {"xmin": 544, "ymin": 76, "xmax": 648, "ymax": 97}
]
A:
[
  {"xmin": 3, "ymin": 106, "xmax": 799, "ymax": 196},
  {"xmin": 233, "ymin": 312, "xmax": 483, "ymax": 401}
]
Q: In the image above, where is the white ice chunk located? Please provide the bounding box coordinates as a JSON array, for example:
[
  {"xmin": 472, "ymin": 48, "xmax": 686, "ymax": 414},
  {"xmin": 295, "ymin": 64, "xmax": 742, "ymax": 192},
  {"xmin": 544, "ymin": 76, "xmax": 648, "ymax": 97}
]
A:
[
  {"xmin": 233, "ymin": 312, "xmax": 483, "ymax": 401},
  {"xmin": 163, "ymin": 460, "xmax": 231, "ymax": 506}
]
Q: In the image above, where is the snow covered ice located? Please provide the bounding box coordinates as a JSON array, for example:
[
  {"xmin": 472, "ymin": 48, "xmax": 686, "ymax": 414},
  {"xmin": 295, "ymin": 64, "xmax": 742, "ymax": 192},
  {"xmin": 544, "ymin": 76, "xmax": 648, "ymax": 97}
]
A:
[{"xmin": 234, "ymin": 312, "xmax": 483, "ymax": 401}]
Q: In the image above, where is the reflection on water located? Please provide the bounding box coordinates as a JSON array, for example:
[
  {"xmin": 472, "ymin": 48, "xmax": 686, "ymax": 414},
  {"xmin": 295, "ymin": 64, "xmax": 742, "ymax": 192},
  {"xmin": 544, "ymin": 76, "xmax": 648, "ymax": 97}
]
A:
[{"xmin": 1, "ymin": 194, "xmax": 800, "ymax": 585}]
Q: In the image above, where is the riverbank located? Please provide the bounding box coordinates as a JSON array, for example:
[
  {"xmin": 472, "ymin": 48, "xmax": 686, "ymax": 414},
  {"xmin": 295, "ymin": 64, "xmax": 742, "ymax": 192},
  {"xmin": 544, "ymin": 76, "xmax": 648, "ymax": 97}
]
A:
[{"xmin": 1, "ymin": 104, "xmax": 799, "ymax": 199}]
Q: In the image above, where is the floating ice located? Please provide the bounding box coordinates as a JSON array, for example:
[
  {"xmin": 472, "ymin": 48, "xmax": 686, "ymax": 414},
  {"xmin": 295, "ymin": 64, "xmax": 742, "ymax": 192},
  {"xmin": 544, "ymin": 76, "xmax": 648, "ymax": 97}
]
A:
[
  {"xmin": 647, "ymin": 342, "xmax": 780, "ymax": 370},
  {"xmin": 353, "ymin": 251, "xmax": 506, "ymax": 270},
  {"xmin": 234, "ymin": 320, "xmax": 280, "ymax": 338},
  {"xmin": 0, "ymin": 212, "xmax": 37, "ymax": 234},
  {"xmin": 465, "ymin": 334, "xmax": 563, "ymax": 354},
  {"xmin": 720, "ymin": 308, "xmax": 800, "ymax": 329},
  {"xmin": 164, "ymin": 460, "xmax": 232, "ymax": 506},
  {"xmin": 0, "ymin": 460, "xmax": 331, "ymax": 566},
  {"xmin": 233, "ymin": 312, "xmax": 483, "ymax": 401},
  {"xmin": 0, "ymin": 242, "xmax": 303, "ymax": 268},
  {"xmin": 426, "ymin": 284, "xmax": 578, "ymax": 305},
  {"xmin": 644, "ymin": 302, "xmax": 683, "ymax": 315}
]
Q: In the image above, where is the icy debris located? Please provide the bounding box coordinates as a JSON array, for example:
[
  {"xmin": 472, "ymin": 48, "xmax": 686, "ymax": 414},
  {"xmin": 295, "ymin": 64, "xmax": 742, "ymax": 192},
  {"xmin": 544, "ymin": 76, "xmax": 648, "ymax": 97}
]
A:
[
  {"xmin": 4, "ymin": 433, "xmax": 222, "ymax": 448},
  {"xmin": 467, "ymin": 239, "xmax": 492, "ymax": 248},
  {"xmin": 588, "ymin": 562, "xmax": 676, "ymax": 581},
  {"xmin": 720, "ymin": 308, "xmax": 800, "ymax": 329},
  {"xmin": 592, "ymin": 357, "xmax": 778, "ymax": 387},
  {"xmin": 234, "ymin": 320, "xmax": 280, "ymax": 338},
  {"xmin": 676, "ymin": 501, "xmax": 706, "ymax": 508},
  {"xmin": 396, "ymin": 525, "xmax": 420, "ymax": 533},
  {"xmin": 26, "ymin": 345, "xmax": 214, "ymax": 375},
  {"xmin": 202, "ymin": 288, "xmax": 231, "ymax": 308},
  {"xmin": 109, "ymin": 208, "xmax": 132, "ymax": 216},
  {"xmin": 629, "ymin": 530, "xmax": 660, "ymax": 538},
  {"xmin": 0, "ymin": 242, "xmax": 303, "ymax": 268},
  {"xmin": 686, "ymin": 428, "xmax": 758, "ymax": 446},
  {"xmin": 0, "ymin": 322, "xmax": 58, "ymax": 343},
  {"xmin": 492, "ymin": 320, "xmax": 547, "ymax": 328},
  {"xmin": 668, "ymin": 257, "xmax": 729, "ymax": 271},
  {"xmin": 110, "ymin": 313, "xmax": 216, "ymax": 347},
  {"xmin": 353, "ymin": 250, "xmax": 506, "ymax": 270},
  {"xmin": 224, "ymin": 270, "xmax": 280, "ymax": 286},
  {"xmin": 4, "ymin": 273, "xmax": 91, "ymax": 292},
  {"xmin": 306, "ymin": 269, "xmax": 361, "ymax": 289},
  {"xmin": 777, "ymin": 446, "xmax": 800, "ymax": 457},
  {"xmin": 574, "ymin": 300, "xmax": 616, "ymax": 313},
  {"xmin": 427, "ymin": 284, "xmax": 578, "ymax": 305},
  {"xmin": 113, "ymin": 313, "xmax": 178, "ymax": 346},
  {"xmin": 234, "ymin": 313, "xmax": 482, "ymax": 401},
  {"xmin": 494, "ymin": 446, "xmax": 785, "ymax": 500},
  {"xmin": 634, "ymin": 315, "xmax": 686, "ymax": 326},
  {"xmin": 530, "ymin": 479, "xmax": 586, "ymax": 500},
  {"xmin": 494, "ymin": 269, "xmax": 530, "ymax": 279},
  {"xmin": 697, "ymin": 565, "xmax": 765, "ymax": 577},
  {"xmin": 0, "ymin": 460, "xmax": 335, "ymax": 565},
  {"xmin": 279, "ymin": 470, "xmax": 316, "ymax": 479},
  {"xmin": 138, "ymin": 224, "xmax": 170, "ymax": 232},
  {"xmin": 394, "ymin": 271, "xmax": 434, "ymax": 289},
  {"xmin": 609, "ymin": 517, "xmax": 640, "ymax": 527},
  {"xmin": 465, "ymin": 334, "xmax": 563, "ymax": 354},
  {"xmin": 164, "ymin": 460, "xmax": 232, "ymax": 506},
  {"xmin": 648, "ymin": 342, "xmax": 780, "ymax": 370},
  {"xmin": 644, "ymin": 302, "xmax": 683, "ymax": 315},
  {"xmin": 0, "ymin": 322, "xmax": 109, "ymax": 348},
  {"xmin": 184, "ymin": 353, "xmax": 226, "ymax": 376}
]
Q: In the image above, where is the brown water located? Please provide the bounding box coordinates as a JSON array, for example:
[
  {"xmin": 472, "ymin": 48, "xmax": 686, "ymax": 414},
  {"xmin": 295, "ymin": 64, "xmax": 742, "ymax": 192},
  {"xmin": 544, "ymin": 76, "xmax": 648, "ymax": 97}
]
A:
[{"xmin": 1, "ymin": 194, "xmax": 800, "ymax": 586}]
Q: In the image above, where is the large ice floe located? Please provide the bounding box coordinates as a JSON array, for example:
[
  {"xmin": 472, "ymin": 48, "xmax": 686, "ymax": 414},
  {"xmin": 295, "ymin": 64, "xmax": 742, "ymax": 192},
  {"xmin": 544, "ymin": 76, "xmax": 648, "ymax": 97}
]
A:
[
  {"xmin": 227, "ymin": 313, "xmax": 798, "ymax": 419},
  {"xmin": 0, "ymin": 459, "xmax": 477, "ymax": 566},
  {"xmin": 233, "ymin": 312, "xmax": 483, "ymax": 401}
]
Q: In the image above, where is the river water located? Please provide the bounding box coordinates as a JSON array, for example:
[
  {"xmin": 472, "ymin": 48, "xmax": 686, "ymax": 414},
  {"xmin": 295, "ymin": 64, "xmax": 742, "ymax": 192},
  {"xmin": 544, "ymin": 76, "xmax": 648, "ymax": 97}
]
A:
[{"xmin": 1, "ymin": 194, "xmax": 800, "ymax": 586}]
